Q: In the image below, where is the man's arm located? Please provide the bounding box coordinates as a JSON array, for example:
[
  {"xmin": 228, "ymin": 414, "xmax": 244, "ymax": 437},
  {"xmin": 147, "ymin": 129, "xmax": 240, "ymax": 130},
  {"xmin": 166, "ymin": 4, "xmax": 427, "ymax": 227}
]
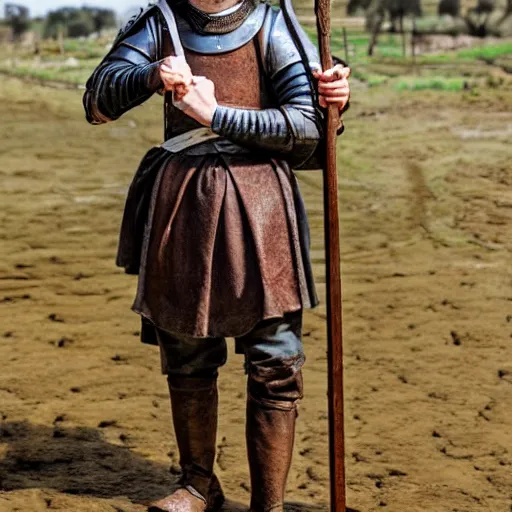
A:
[
  {"xmin": 207, "ymin": 9, "xmax": 323, "ymax": 168},
  {"xmin": 208, "ymin": 9, "xmax": 348, "ymax": 168},
  {"xmin": 83, "ymin": 11, "xmax": 163, "ymax": 125},
  {"xmin": 210, "ymin": 59, "xmax": 322, "ymax": 168}
]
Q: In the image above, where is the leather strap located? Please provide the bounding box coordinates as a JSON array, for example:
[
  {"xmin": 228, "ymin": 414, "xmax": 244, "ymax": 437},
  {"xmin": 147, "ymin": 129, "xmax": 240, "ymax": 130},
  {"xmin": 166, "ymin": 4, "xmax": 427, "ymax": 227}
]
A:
[
  {"xmin": 160, "ymin": 127, "xmax": 221, "ymax": 153},
  {"xmin": 157, "ymin": 0, "xmax": 185, "ymax": 56},
  {"xmin": 257, "ymin": 4, "xmax": 278, "ymax": 76},
  {"xmin": 279, "ymin": 0, "xmax": 317, "ymax": 101}
]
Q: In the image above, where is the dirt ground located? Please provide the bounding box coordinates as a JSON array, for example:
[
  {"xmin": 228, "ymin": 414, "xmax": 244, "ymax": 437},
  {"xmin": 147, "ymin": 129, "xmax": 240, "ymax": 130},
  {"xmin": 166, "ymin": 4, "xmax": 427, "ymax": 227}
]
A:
[{"xmin": 0, "ymin": 75, "xmax": 511, "ymax": 512}]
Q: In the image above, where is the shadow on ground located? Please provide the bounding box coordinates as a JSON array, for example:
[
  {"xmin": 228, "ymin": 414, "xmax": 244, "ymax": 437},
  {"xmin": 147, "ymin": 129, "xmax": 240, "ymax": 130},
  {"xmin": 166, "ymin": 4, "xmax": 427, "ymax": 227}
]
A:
[{"xmin": 0, "ymin": 421, "xmax": 330, "ymax": 511}]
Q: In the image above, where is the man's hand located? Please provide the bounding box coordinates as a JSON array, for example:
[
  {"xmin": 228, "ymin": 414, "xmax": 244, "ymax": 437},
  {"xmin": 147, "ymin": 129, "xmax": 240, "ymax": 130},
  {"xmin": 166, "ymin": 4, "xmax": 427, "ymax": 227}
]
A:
[
  {"xmin": 173, "ymin": 76, "xmax": 218, "ymax": 128},
  {"xmin": 313, "ymin": 64, "xmax": 351, "ymax": 112},
  {"xmin": 159, "ymin": 56, "xmax": 193, "ymax": 98}
]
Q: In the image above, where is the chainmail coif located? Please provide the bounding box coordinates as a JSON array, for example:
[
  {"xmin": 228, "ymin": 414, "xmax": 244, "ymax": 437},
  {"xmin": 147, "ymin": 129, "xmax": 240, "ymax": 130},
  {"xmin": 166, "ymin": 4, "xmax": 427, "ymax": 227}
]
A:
[{"xmin": 175, "ymin": 0, "xmax": 261, "ymax": 34}]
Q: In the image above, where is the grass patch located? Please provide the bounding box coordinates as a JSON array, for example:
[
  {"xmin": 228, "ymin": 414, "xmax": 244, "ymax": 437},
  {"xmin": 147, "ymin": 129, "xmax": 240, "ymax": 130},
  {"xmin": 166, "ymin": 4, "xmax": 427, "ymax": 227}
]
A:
[
  {"xmin": 351, "ymin": 67, "xmax": 390, "ymax": 86},
  {"xmin": 366, "ymin": 74, "xmax": 392, "ymax": 86},
  {"xmin": 395, "ymin": 76, "xmax": 469, "ymax": 91},
  {"xmin": 455, "ymin": 41, "xmax": 512, "ymax": 61},
  {"xmin": 0, "ymin": 59, "xmax": 98, "ymax": 85},
  {"xmin": 62, "ymin": 39, "xmax": 111, "ymax": 59}
]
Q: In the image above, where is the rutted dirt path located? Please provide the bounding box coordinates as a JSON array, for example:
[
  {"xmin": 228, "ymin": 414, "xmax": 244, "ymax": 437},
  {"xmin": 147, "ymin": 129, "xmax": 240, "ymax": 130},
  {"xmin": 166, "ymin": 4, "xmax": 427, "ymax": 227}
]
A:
[{"xmin": 0, "ymin": 76, "xmax": 511, "ymax": 512}]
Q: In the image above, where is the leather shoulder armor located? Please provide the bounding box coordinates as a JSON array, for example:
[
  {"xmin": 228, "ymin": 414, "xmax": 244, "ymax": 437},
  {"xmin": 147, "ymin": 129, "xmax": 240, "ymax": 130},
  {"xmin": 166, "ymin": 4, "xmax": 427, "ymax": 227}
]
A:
[
  {"xmin": 112, "ymin": 3, "xmax": 159, "ymax": 49},
  {"xmin": 266, "ymin": 9, "xmax": 319, "ymax": 79}
]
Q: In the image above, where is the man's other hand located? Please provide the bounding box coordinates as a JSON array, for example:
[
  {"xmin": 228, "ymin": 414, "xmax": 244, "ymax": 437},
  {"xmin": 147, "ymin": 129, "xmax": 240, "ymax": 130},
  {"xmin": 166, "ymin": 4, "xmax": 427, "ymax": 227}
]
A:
[
  {"xmin": 313, "ymin": 64, "xmax": 351, "ymax": 112},
  {"xmin": 173, "ymin": 76, "xmax": 218, "ymax": 127},
  {"xmin": 159, "ymin": 56, "xmax": 193, "ymax": 97}
]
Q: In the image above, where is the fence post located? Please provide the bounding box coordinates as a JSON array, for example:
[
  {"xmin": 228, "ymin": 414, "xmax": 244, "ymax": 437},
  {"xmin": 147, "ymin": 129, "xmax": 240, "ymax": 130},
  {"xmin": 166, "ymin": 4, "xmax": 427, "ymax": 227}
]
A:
[
  {"xmin": 342, "ymin": 27, "xmax": 349, "ymax": 65},
  {"xmin": 412, "ymin": 17, "xmax": 417, "ymax": 70},
  {"xmin": 58, "ymin": 26, "xmax": 64, "ymax": 55}
]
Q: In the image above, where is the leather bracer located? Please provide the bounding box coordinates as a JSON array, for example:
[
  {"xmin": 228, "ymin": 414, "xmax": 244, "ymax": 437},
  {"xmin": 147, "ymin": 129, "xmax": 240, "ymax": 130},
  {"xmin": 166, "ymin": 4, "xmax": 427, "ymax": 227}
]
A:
[
  {"xmin": 83, "ymin": 10, "xmax": 164, "ymax": 124},
  {"xmin": 211, "ymin": 61, "xmax": 322, "ymax": 168}
]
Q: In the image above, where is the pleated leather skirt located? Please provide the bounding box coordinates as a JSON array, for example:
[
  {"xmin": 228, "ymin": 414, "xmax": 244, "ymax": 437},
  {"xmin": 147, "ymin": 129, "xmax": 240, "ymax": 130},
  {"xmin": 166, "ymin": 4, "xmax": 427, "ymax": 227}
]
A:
[{"xmin": 124, "ymin": 147, "xmax": 317, "ymax": 338}]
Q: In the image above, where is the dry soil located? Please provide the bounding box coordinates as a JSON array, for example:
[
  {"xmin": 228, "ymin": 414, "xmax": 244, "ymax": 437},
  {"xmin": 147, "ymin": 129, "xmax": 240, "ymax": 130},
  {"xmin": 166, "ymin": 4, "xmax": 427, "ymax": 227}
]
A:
[{"xmin": 0, "ymin": 76, "xmax": 511, "ymax": 512}]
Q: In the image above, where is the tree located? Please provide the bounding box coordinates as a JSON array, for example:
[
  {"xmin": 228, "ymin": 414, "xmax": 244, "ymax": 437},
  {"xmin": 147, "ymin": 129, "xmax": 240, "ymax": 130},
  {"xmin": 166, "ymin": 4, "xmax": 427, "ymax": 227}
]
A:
[
  {"xmin": 43, "ymin": 7, "xmax": 116, "ymax": 39},
  {"xmin": 387, "ymin": 0, "xmax": 422, "ymax": 30},
  {"xmin": 346, "ymin": 0, "xmax": 373, "ymax": 16},
  {"xmin": 66, "ymin": 13, "xmax": 95, "ymax": 39},
  {"xmin": 438, "ymin": 0, "xmax": 461, "ymax": 17},
  {"xmin": 465, "ymin": 0, "xmax": 497, "ymax": 36},
  {"xmin": 497, "ymin": 0, "xmax": 512, "ymax": 34},
  {"xmin": 4, "ymin": 3, "xmax": 30, "ymax": 41},
  {"xmin": 86, "ymin": 7, "xmax": 117, "ymax": 34},
  {"xmin": 366, "ymin": 0, "xmax": 422, "ymax": 55},
  {"xmin": 473, "ymin": 0, "xmax": 496, "ymax": 14}
]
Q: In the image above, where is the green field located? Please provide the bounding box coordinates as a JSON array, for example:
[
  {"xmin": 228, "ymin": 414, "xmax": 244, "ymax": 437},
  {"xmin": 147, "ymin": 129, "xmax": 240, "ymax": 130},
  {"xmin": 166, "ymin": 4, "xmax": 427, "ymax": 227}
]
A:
[
  {"xmin": 0, "ymin": 0, "xmax": 511, "ymax": 92},
  {"xmin": 1, "ymin": 24, "xmax": 511, "ymax": 94}
]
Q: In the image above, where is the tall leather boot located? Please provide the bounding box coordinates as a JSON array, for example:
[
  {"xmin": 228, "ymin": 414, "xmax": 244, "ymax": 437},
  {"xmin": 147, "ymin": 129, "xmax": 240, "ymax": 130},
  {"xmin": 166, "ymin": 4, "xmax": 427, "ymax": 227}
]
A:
[
  {"xmin": 149, "ymin": 375, "xmax": 225, "ymax": 512},
  {"xmin": 246, "ymin": 393, "xmax": 298, "ymax": 512}
]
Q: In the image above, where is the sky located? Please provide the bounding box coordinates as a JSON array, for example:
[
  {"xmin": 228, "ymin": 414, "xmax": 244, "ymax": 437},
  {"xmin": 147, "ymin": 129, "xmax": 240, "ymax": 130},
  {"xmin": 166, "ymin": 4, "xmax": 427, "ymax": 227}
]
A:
[{"xmin": 0, "ymin": 0, "xmax": 144, "ymax": 17}]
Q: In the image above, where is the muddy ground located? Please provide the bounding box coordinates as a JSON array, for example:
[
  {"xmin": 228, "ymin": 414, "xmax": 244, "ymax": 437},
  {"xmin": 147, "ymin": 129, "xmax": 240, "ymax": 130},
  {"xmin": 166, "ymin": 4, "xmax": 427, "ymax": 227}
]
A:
[{"xmin": 0, "ymin": 76, "xmax": 511, "ymax": 512}]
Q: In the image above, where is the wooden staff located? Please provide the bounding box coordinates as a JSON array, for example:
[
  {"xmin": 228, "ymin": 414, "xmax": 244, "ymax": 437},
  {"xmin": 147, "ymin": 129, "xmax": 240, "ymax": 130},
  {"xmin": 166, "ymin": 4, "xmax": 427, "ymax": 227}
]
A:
[
  {"xmin": 315, "ymin": 0, "xmax": 347, "ymax": 510},
  {"xmin": 279, "ymin": 0, "xmax": 350, "ymax": 509}
]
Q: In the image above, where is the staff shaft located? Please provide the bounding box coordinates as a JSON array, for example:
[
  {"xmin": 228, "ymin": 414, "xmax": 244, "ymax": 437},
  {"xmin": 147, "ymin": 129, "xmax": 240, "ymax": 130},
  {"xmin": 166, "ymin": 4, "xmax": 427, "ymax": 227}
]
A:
[
  {"xmin": 315, "ymin": 0, "xmax": 347, "ymax": 510},
  {"xmin": 278, "ymin": 0, "xmax": 347, "ymax": 507}
]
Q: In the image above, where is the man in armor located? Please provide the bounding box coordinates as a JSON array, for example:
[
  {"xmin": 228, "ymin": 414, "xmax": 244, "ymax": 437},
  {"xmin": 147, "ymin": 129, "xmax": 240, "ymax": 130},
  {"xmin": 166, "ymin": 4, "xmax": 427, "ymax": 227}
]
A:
[{"xmin": 83, "ymin": 0, "xmax": 350, "ymax": 510}]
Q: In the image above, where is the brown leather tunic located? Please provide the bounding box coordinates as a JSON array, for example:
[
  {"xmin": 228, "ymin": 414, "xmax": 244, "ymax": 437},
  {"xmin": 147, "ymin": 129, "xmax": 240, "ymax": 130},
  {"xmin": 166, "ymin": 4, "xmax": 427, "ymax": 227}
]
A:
[{"xmin": 132, "ymin": 39, "xmax": 312, "ymax": 338}]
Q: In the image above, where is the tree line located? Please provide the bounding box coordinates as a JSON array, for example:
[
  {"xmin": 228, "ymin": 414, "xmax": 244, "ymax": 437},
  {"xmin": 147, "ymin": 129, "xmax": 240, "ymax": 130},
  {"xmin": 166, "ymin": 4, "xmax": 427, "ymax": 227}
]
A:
[
  {"xmin": 347, "ymin": 0, "xmax": 512, "ymax": 54},
  {"xmin": 347, "ymin": 0, "xmax": 512, "ymax": 18},
  {"xmin": 2, "ymin": 3, "xmax": 117, "ymax": 41}
]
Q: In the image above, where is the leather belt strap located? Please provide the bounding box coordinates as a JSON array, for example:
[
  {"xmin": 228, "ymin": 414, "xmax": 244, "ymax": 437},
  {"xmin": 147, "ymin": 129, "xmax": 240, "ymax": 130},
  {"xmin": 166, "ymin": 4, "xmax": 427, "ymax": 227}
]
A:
[
  {"xmin": 157, "ymin": 0, "xmax": 185, "ymax": 56},
  {"xmin": 160, "ymin": 127, "xmax": 221, "ymax": 153}
]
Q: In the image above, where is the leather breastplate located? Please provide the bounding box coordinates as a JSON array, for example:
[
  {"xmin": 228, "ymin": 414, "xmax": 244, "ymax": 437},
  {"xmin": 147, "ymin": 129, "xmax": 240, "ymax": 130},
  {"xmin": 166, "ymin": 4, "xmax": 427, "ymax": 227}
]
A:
[{"xmin": 164, "ymin": 37, "xmax": 267, "ymax": 140}]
